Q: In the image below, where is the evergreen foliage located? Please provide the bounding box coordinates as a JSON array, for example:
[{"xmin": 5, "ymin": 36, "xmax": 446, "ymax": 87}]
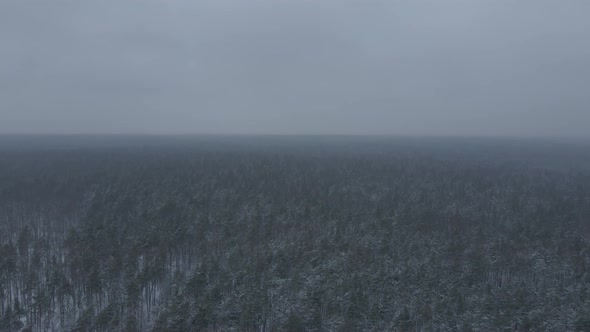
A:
[{"xmin": 0, "ymin": 136, "xmax": 589, "ymax": 331}]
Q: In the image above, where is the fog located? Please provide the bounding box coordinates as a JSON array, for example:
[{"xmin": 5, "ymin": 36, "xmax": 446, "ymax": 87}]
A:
[{"xmin": 1, "ymin": 0, "xmax": 589, "ymax": 136}]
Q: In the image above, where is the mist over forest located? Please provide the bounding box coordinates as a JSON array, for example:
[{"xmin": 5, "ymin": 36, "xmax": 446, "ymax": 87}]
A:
[
  {"xmin": 2, "ymin": 0, "xmax": 590, "ymax": 330},
  {"xmin": 1, "ymin": 136, "xmax": 589, "ymax": 331}
]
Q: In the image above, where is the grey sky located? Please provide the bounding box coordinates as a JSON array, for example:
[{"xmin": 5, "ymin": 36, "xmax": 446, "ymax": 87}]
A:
[{"xmin": 1, "ymin": 0, "xmax": 589, "ymax": 136}]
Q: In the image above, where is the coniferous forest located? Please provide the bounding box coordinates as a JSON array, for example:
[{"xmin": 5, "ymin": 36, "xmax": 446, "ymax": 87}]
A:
[{"xmin": 1, "ymin": 135, "xmax": 590, "ymax": 332}]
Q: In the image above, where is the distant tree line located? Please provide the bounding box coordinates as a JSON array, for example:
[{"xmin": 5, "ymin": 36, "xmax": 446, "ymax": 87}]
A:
[{"xmin": 0, "ymin": 139, "xmax": 589, "ymax": 331}]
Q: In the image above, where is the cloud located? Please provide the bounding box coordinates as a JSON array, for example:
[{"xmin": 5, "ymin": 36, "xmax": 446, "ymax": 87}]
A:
[{"xmin": 1, "ymin": 0, "xmax": 589, "ymax": 136}]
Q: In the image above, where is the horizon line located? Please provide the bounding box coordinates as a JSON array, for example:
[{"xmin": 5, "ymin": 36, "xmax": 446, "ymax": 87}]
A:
[{"xmin": 0, "ymin": 132, "xmax": 589, "ymax": 141}]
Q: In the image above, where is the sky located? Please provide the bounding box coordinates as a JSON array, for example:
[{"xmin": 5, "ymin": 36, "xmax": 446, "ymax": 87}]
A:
[{"xmin": 1, "ymin": 0, "xmax": 589, "ymax": 136}]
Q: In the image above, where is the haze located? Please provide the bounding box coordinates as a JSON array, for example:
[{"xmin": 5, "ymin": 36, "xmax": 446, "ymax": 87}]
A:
[{"xmin": 1, "ymin": 0, "xmax": 589, "ymax": 136}]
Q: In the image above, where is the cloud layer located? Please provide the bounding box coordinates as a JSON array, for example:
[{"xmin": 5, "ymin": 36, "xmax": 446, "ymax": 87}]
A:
[{"xmin": 1, "ymin": 0, "xmax": 589, "ymax": 136}]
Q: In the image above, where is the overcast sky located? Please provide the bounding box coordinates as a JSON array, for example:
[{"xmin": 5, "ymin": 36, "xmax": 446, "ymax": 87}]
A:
[{"xmin": 1, "ymin": 0, "xmax": 589, "ymax": 136}]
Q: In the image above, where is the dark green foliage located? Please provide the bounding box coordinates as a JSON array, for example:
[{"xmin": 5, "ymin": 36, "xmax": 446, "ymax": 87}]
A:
[
  {"xmin": 576, "ymin": 318, "xmax": 590, "ymax": 332},
  {"xmin": 1, "ymin": 136, "xmax": 590, "ymax": 331},
  {"xmin": 72, "ymin": 307, "xmax": 94, "ymax": 332},
  {"xmin": 96, "ymin": 302, "xmax": 120, "ymax": 330},
  {"xmin": 1, "ymin": 306, "xmax": 24, "ymax": 332},
  {"xmin": 284, "ymin": 312, "xmax": 306, "ymax": 332}
]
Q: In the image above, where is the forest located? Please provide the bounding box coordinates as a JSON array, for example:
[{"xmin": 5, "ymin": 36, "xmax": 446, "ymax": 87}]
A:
[{"xmin": 0, "ymin": 135, "xmax": 589, "ymax": 331}]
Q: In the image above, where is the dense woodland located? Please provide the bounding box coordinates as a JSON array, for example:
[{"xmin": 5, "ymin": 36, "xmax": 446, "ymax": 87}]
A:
[{"xmin": 1, "ymin": 136, "xmax": 590, "ymax": 331}]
